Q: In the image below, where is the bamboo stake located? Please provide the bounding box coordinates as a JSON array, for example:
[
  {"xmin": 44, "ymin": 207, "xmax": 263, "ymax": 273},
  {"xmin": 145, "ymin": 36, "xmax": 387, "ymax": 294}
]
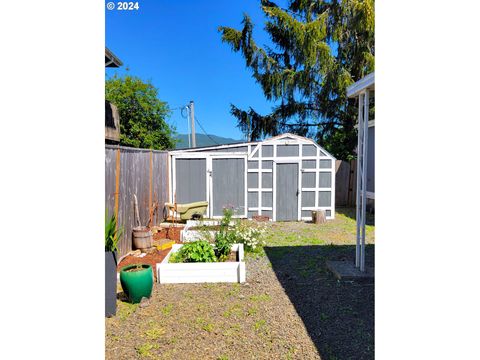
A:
[{"xmin": 133, "ymin": 194, "xmax": 141, "ymax": 227}]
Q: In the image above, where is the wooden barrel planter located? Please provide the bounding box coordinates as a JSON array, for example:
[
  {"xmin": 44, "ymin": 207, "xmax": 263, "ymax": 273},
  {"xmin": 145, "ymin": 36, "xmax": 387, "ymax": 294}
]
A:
[{"xmin": 132, "ymin": 226, "xmax": 153, "ymax": 250}]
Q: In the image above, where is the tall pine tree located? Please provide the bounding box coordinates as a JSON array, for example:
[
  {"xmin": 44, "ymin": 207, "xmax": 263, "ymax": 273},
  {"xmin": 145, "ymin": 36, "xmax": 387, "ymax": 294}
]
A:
[{"xmin": 219, "ymin": 0, "xmax": 374, "ymax": 159}]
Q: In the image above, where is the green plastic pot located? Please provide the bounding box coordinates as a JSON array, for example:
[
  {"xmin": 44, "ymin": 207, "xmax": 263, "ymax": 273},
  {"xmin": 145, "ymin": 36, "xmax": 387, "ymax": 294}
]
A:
[{"xmin": 119, "ymin": 264, "xmax": 153, "ymax": 304}]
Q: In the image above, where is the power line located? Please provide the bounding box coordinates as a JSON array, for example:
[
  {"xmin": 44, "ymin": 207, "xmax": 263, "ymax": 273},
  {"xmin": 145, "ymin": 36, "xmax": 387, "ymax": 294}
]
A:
[
  {"xmin": 194, "ymin": 115, "xmax": 220, "ymax": 145},
  {"xmin": 172, "ymin": 103, "xmax": 220, "ymax": 146}
]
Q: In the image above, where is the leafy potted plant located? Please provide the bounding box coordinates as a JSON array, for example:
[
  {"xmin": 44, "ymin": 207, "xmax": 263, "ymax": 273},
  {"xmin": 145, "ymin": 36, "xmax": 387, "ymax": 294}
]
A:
[
  {"xmin": 105, "ymin": 211, "xmax": 123, "ymax": 317},
  {"xmin": 120, "ymin": 264, "xmax": 154, "ymax": 303}
]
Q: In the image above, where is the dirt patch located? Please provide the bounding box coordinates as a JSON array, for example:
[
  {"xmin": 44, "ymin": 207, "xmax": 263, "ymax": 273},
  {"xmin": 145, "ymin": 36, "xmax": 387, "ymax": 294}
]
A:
[
  {"xmin": 117, "ymin": 248, "xmax": 171, "ymax": 280},
  {"xmin": 225, "ymin": 250, "xmax": 238, "ymax": 262},
  {"xmin": 124, "ymin": 266, "xmax": 148, "ymax": 273},
  {"xmin": 153, "ymin": 226, "xmax": 184, "ymax": 243}
]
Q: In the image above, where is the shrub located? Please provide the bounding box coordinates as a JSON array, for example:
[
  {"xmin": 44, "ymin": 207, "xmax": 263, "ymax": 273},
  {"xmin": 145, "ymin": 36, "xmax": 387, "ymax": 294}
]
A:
[{"xmin": 169, "ymin": 241, "xmax": 216, "ymax": 263}]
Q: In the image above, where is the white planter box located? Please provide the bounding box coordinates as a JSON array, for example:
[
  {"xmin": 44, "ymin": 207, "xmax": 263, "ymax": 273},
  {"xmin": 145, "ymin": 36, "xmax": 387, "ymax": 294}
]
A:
[
  {"xmin": 185, "ymin": 220, "xmax": 220, "ymax": 227},
  {"xmin": 181, "ymin": 220, "xmax": 237, "ymax": 242},
  {"xmin": 157, "ymin": 244, "xmax": 245, "ymax": 284},
  {"xmin": 181, "ymin": 229, "xmax": 217, "ymax": 242}
]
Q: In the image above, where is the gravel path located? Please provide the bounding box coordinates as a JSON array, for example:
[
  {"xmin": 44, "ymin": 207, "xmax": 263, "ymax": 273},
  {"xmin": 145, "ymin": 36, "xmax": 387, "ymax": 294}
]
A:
[{"xmin": 106, "ymin": 210, "xmax": 374, "ymax": 360}]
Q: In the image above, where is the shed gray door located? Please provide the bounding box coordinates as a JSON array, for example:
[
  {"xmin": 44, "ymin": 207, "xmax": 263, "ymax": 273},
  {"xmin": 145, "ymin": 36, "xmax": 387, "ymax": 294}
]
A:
[
  {"xmin": 175, "ymin": 158, "xmax": 206, "ymax": 203},
  {"xmin": 212, "ymin": 158, "xmax": 245, "ymax": 216},
  {"xmin": 276, "ymin": 163, "xmax": 298, "ymax": 221}
]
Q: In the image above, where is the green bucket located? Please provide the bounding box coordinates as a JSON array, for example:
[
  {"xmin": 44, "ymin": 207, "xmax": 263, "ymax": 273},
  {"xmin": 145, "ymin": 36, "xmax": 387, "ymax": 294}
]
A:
[{"xmin": 120, "ymin": 264, "xmax": 153, "ymax": 304}]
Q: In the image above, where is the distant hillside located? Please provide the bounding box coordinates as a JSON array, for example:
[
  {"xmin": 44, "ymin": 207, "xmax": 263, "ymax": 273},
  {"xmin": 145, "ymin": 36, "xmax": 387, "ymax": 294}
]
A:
[{"xmin": 175, "ymin": 133, "xmax": 243, "ymax": 149}]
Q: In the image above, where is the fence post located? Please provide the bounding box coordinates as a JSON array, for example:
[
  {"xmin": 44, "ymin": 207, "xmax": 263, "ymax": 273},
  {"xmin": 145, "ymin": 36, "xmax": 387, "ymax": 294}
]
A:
[
  {"xmin": 114, "ymin": 148, "xmax": 121, "ymax": 224},
  {"xmin": 149, "ymin": 150, "xmax": 153, "ymax": 227}
]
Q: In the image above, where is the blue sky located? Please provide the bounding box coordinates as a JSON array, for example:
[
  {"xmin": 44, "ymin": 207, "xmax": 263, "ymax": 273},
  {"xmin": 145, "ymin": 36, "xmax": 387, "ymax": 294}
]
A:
[{"xmin": 106, "ymin": 0, "xmax": 285, "ymax": 140}]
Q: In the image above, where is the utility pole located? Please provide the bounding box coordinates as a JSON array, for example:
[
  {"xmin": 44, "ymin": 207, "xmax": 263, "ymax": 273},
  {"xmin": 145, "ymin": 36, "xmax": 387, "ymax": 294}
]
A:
[{"xmin": 189, "ymin": 100, "xmax": 196, "ymax": 148}]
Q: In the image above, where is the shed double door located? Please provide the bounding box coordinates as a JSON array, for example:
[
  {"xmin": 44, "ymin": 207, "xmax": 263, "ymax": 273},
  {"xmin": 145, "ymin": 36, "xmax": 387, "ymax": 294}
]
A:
[{"xmin": 275, "ymin": 163, "xmax": 299, "ymax": 221}]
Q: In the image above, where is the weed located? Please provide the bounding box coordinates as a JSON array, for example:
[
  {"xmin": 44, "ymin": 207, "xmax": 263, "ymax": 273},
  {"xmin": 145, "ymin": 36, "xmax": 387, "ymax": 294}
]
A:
[
  {"xmin": 254, "ymin": 319, "xmax": 267, "ymax": 332},
  {"xmin": 117, "ymin": 302, "xmax": 138, "ymax": 321},
  {"xmin": 109, "ymin": 335, "xmax": 120, "ymax": 342},
  {"xmin": 218, "ymin": 356, "xmax": 229, "ymax": 360},
  {"xmin": 223, "ymin": 304, "xmax": 242, "ymax": 318},
  {"xmin": 145, "ymin": 327, "xmax": 165, "ymax": 340},
  {"xmin": 161, "ymin": 304, "xmax": 173, "ymax": 316},
  {"xmin": 136, "ymin": 343, "xmax": 158, "ymax": 358},
  {"xmin": 285, "ymin": 346, "xmax": 296, "ymax": 360},
  {"xmin": 247, "ymin": 306, "xmax": 258, "ymax": 316},
  {"xmin": 202, "ymin": 322, "xmax": 214, "ymax": 333},
  {"xmin": 195, "ymin": 316, "xmax": 214, "ymax": 332},
  {"xmin": 250, "ymin": 293, "xmax": 271, "ymax": 302}
]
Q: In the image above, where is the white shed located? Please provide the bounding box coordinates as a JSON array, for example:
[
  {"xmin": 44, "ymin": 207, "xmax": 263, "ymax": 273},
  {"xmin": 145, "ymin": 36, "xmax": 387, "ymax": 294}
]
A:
[{"xmin": 168, "ymin": 133, "xmax": 336, "ymax": 221}]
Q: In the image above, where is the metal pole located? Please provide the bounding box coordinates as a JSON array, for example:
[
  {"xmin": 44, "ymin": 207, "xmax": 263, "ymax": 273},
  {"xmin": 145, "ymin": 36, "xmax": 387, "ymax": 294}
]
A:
[
  {"xmin": 360, "ymin": 90, "xmax": 369, "ymax": 272},
  {"xmin": 355, "ymin": 94, "xmax": 363, "ymax": 268},
  {"xmin": 190, "ymin": 100, "xmax": 196, "ymax": 148},
  {"xmin": 186, "ymin": 106, "xmax": 191, "ymax": 148}
]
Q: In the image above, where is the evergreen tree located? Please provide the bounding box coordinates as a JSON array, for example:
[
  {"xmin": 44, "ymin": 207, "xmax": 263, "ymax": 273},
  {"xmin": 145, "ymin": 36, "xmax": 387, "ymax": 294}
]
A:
[
  {"xmin": 106, "ymin": 74, "xmax": 176, "ymax": 150},
  {"xmin": 219, "ymin": 0, "xmax": 374, "ymax": 159}
]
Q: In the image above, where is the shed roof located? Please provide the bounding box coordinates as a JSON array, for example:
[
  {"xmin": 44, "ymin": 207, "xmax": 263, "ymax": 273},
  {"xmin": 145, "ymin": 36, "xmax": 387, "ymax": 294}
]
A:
[
  {"xmin": 347, "ymin": 72, "xmax": 375, "ymax": 98},
  {"xmin": 169, "ymin": 133, "xmax": 335, "ymax": 159}
]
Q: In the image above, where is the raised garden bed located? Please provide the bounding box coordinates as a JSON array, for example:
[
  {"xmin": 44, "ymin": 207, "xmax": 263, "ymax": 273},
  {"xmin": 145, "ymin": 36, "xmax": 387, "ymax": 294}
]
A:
[
  {"xmin": 180, "ymin": 220, "xmax": 236, "ymax": 242},
  {"xmin": 156, "ymin": 244, "xmax": 245, "ymax": 284}
]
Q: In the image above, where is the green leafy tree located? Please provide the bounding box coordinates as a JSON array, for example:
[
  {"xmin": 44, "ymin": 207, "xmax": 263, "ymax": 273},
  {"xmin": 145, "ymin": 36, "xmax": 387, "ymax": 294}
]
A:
[
  {"xmin": 105, "ymin": 74, "xmax": 176, "ymax": 150},
  {"xmin": 219, "ymin": 0, "xmax": 374, "ymax": 159}
]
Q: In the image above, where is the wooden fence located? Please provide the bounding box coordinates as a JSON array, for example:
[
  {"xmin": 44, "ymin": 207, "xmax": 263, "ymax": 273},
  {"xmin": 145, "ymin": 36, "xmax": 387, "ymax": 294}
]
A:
[
  {"xmin": 105, "ymin": 145, "xmax": 169, "ymax": 256},
  {"xmin": 335, "ymin": 160, "xmax": 357, "ymax": 207}
]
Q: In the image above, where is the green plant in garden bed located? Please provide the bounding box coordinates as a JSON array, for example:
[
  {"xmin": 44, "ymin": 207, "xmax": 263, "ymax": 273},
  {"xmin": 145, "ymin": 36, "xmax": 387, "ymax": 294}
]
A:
[
  {"xmin": 214, "ymin": 208, "xmax": 237, "ymax": 260},
  {"xmin": 169, "ymin": 208, "xmax": 268, "ymax": 263},
  {"xmin": 212, "ymin": 208, "xmax": 235, "ymax": 261},
  {"xmin": 169, "ymin": 240, "xmax": 217, "ymax": 263}
]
